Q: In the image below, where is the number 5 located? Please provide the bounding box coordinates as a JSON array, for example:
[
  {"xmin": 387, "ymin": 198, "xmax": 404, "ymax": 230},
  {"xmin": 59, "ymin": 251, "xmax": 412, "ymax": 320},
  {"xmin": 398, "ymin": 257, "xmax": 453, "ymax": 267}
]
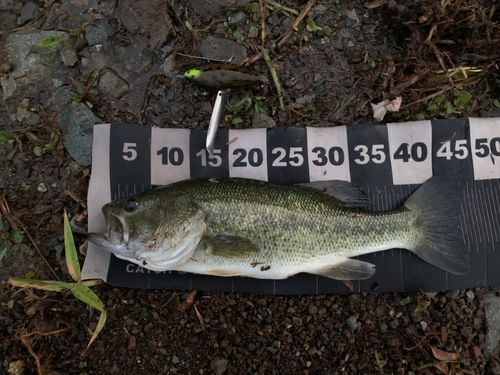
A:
[{"xmin": 123, "ymin": 143, "xmax": 137, "ymax": 161}]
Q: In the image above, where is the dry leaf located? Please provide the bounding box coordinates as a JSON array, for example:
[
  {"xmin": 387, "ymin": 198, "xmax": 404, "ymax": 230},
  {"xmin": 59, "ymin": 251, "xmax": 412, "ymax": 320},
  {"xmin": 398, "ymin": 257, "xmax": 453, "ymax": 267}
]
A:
[
  {"xmin": 434, "ymin": 362, "xmax": 449, "ymax": 374},
  {"xmin": 431, "ymin": 346, "xmax": 460, "ymax": 361},
  {"xmin": 342, "ymin": 280, "xmax": 354, "ymax": 292},
  {"xmin": 367, "ymin": 0, "xmax": 388, "ymax": 8},
  {"xmin": 472, "ymin": 344, "xmax": 482, "ymax": 358}
]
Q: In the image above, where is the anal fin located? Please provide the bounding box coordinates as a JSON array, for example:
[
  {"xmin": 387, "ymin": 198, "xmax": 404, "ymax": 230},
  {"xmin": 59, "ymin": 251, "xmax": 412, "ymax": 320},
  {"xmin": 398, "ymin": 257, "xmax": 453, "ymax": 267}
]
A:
[
  {"xmin": 200, "ymin": 235, "xmax": 259, "ymax": 259},
  {"xmin": 314, "ymin": 259, "xmax": 375, "ymax": 280}
]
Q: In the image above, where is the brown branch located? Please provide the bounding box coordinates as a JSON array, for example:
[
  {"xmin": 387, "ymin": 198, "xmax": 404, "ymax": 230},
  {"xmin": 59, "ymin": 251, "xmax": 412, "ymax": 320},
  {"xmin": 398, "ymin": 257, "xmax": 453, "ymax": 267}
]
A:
[{"xmin": 400, "ymin": 86, "xmax": 453, "ymax": 110}]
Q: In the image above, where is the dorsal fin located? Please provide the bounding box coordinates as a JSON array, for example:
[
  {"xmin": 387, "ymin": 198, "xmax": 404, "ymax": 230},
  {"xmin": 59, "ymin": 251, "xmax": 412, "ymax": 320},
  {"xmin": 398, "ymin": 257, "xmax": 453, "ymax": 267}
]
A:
[{"xmin": 299, "ymin": 181, "xmax": 372, "ymax": 207}]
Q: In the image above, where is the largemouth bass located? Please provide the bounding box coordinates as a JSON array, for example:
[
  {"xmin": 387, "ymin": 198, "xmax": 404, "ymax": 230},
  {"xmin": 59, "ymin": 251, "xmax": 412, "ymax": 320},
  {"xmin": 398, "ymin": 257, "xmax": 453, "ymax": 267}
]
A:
[{"xmin": 88, "ymin": 177, "xmax": 470, "ymax": 280}]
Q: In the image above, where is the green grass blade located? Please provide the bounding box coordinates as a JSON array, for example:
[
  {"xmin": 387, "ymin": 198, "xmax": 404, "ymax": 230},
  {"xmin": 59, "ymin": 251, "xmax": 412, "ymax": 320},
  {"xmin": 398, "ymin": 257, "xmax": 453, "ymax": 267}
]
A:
[
  {"xmin": 29, "ymin": 34, "xmax": 71, "ymax": 55},
  {"xmin": 87, "ymin": 309, "xmax": 107, "ymax": 349},
  {"xmin": 71, "ymin": 283, "xmax": 104, "ymax": 312},
  {"xmin": 9, "ymin": 277, "xmax": 73, "ymax": 291},
  {"xmin": 261, "ymin": 47, "xmax": 285, "ymax": 111},
  {"xmin": 81, "ymin": 279, "xmax": 105, "ymax": 287},
  {"xmin": 0, "ymin": 247, "xmax": 7, "ymax": 263},
  {"xmin": 64, "ymin": 211, "xmax": 81, "ymax": 282}
]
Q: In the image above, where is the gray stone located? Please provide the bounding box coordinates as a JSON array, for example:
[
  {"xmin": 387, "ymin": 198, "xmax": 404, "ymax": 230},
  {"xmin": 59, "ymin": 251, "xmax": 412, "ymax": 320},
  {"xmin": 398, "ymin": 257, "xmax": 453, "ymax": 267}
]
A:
[
  {"xmin": 420, "ymin": 321, "xmax": 428, "ymax": 331},
  {"xmin": 0, "ymin": 0, "xmax": 13, "ymax": 10},
  {"xmin": 320, "ymin": 333, "xmax": 329, "ymax": 344},
  {"xmin": 348, "ymin": 363, "xmax": 358, "ymax": 373},
  {"xmin": 60, "ymin": 45, "xmax": 79, "ymax": 68},
  {"xmin": 18, "ymin": 2, "xmax": 38, "ymax": 25},
  {"xmin": 379, "ymin": 323, "xmax": 388, "ymax": 334},
  {"xmin": 247, "ymin": 343, "xmax": 256, "ymax": 352},
  {"xmin": 199, "ymin": 36, "xmax": 246, "ymax": 64},
  {"xmin": 110, "ymin": 363, "xmax": 119, "ymax": 373},
  {"xmin": 446, "ymin": 289, "xmax": 460, "ymax": 300},
  {"xmin": 313, "ymin": 73, "xmax": 322, "ymax": 82},
  {"xmin": 84, "ymin": 23, "xmax": 109, "ymax": 46},
  {"xmin": 189, "ymin": 0, "xmax": 250, "ymax": 16},
  {"xmin": 166, "ymin": 89, "xmax": 175, "ymax": 101},
  {"xmin": 346, "ymin": 316, "xmax": 357, "ymax": 331},
  {"xmin": 228, "ymin": 11, "xmax": 246, "ymax": 27},
  {"xmin": 210, "ymin": 357, "xmax": 228, "ymax": 375},
  {"xmin": 98, "ymin": 67, "xmax": 130, "ymax": 99},
  {"xmin": 1, "ymin": 30, "xmax": 66, "ymax": 100},
  {"xmin": 485, "ymin": 289, "xmax": 500, "ymax": 359},
  {"xmin": 292, "ymin": 316, "xmax": 302, "ymax": 326},
  {"xmin": 266, "ymin": 346, "xmax": 278, "ymax": 354},
  {"xmin": 52, "ymin": 86, "xmax": 101, "ymax": 167},
  {"xmin": 172, "ymin": 356, "xmax": 180, "ymax": 364},
  {"xmin": 466, "ymin": 291, "xmax": 474, "ymax": 300},
  {"xmin": 252, "ymin": 113, "xmax": 276, "ymax": 128}
]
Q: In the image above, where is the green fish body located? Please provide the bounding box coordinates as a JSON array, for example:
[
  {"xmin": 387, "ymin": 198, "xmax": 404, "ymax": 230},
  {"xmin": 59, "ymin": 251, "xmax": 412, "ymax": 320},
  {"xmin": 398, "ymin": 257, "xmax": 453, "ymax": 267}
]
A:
[{"xmin": 88, "ymin": 177, "xmax": 469, "ymax": 280}]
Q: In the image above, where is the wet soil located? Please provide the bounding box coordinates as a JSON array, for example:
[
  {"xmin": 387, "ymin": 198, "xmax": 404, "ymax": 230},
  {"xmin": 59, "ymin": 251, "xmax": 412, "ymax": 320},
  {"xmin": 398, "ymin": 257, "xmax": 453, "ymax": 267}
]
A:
[{"xmin": 1, "ymin": 0, "xmax": 500, "ymax": 374}]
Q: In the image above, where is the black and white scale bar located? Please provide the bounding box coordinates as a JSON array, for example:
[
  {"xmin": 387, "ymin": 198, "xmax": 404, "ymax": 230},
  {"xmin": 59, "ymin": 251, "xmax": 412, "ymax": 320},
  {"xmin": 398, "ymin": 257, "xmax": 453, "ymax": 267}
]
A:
[{"xmin": 82, "ymin": 118, "xmax": 500, "ymax": 294}]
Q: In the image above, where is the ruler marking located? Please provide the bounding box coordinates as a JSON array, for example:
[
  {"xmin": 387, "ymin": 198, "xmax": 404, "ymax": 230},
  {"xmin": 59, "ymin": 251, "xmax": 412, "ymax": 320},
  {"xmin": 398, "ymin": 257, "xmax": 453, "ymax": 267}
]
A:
[
  {"xmin": 489, "ymin": 179, "xmax": 500, "ymax": 245},
  {"xmin": 471, "ymin": 187, "xmax": 486, "ymax": 245},
  {"xmin": 459, "ymin": 201, "xmax": 472, "ymax": 253},
  {"xmin": 479, "ymin": 180, "xmax": 495, "ymax": 250}
]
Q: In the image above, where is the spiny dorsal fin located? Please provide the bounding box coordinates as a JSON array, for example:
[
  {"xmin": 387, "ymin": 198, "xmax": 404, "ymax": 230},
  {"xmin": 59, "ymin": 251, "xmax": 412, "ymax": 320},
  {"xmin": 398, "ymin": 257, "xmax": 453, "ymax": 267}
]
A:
[
  {"xmin": 201, "ymin": 235, "xmax": 259, "ymax": 258},
  {"xmin": 299, "ymin": 181, "xmax": 372, "ymax": 207},
  {"xmin": 314, "ymin": 258, "xmax": 376, "ymax": 280}
]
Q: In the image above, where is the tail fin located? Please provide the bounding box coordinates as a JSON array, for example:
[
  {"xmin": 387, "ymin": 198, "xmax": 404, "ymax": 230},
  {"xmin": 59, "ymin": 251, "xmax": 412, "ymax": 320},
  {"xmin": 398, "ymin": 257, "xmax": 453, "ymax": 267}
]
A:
[{"xmin": 404, "ymin": 175, "xmax": 470, "ymax": 275}]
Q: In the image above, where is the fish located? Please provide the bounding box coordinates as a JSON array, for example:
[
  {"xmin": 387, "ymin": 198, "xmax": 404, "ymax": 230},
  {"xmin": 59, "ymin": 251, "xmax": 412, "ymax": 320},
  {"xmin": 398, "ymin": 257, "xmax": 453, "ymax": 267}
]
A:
[
  {"xmin": 184, "ymin": 64, "xmax": 267, "ymax": 89},
  {"xmin": 88, "ymin": 177, "xmax": 470, "ymax": 280}
]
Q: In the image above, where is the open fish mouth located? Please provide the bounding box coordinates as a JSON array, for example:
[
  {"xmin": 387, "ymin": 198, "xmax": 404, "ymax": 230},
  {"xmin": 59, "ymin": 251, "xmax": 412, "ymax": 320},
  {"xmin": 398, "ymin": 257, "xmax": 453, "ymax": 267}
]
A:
[{"xmin": 88, "ymin": 211, "xmax": 135, "ymax": 258}]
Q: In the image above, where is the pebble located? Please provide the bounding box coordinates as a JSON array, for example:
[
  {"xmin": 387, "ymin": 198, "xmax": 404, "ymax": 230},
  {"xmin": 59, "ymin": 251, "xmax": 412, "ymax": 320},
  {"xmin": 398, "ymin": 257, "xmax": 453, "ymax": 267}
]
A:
[
  {"xmin": 308, "ymin": 305, "xmax": 318, "ymax": 315},
  {"xmin": 98, "ymin": 67, "xmax": 130, "ymax": 99},
  {"xmin": 447, "ymin": 289, "xmax": 460, "ymax": 300},
  {"xmin": 420, "ymin": 321, "xmax": 428, "ymax": 331},
  {"xmin": 379, "ymin": 323, "xmax": 388, "ymax": 334},
  {"xmin": 110, "ymin": 363, "xmax": 119, "ymax": 373},
  {"xmin": 349, "ymin": 363, "xmax": 358, "ymax": 373},
  {"xmin": 60, "ymin": 45, "xmax": 79, "ymax": 68},
  {"xmin": 266, "ymin": 346, "xmax": 278, "ymax": 354},
  {"xmin": 166, "ymin": 89, "xmax": 175, "ymax": 101},
  {"xmin": 127, "ymin": 335, "xmax": 136, "ymax": 350},
  {"xmin": 309, "ymin": 347, "xmax": 317, "ymax": 355},
  {"xmin": 320, "ymin": 333, "xmax": 329, "ymax": 344},
  {"xmin": 247, "ymin": 343, "xmax": 256, "ymax": 352},
  {"xmin": 429, "ymin": 310, "xmax": 442, "ymax": 318},
  {"xmin": 210, "ymin": 357, "xmax": 228, "ymax": 375},
  {"xmin": 252, "ymin": 112, "xmax": 276, "ymax": 128},
  {"xmin": 313, "ymin": 73, "xmax": 322, "ymax": 82},
  {"xmin": 292, "ymin": 316, "xmax": 303, "ymax": 326},
  {"xmin": 346, "ymin": 316, "xmax": 357, "ymax": 331},
  {"xmin": 466, "ymin": 291, "xmax": 474, "ymax": 299},
  {"xmin": 228, "ymin": 10, "xmax": 246, "ymax": 27},
  {"xmin": 37, "ymin": 182, "xmax": 47, "ymax": 193},
  {"xmin": 170, "ymin": 367, "xmax": 177, "ymax": 373}
]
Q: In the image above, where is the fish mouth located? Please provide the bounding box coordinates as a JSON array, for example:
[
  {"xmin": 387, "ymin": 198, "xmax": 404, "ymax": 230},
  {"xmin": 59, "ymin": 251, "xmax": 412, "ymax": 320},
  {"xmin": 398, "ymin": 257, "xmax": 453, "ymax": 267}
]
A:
[{"xmin": 87, "ymin": 207, "xmax": 133, "ymax": 257}]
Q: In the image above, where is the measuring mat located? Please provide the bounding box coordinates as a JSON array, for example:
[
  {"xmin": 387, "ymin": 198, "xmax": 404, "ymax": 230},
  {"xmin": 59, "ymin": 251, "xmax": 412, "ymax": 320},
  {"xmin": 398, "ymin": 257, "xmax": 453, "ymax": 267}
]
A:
[{"xmin": 83, "ymin": 118, "xmax": 500, "ymax": 294}]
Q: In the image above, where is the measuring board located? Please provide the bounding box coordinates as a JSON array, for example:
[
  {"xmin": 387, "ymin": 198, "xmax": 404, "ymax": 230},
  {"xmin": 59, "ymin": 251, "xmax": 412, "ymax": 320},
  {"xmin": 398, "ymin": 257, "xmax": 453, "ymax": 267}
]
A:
[{"xmin": 83, "ymin": 118, "xmax": 500, "ymax": 294}]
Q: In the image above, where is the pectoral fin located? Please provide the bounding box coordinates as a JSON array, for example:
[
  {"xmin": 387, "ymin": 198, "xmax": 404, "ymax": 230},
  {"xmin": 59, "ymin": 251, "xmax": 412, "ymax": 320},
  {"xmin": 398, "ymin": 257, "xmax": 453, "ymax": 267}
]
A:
[
  {"xmin": 314, "ymin": 259, "xmax": 375, "ymax": 280},
  {"xmin": 200, "ymin": 235, "xmax": 259, "ymax": 258}
]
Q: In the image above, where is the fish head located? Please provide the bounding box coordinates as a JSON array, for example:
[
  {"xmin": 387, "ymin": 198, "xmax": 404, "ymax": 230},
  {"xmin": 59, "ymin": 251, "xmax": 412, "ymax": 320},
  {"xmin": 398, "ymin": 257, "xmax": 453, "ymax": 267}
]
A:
[{"xmin": 88, "ymin": 189, "xmax": 206, "ymax": 270}]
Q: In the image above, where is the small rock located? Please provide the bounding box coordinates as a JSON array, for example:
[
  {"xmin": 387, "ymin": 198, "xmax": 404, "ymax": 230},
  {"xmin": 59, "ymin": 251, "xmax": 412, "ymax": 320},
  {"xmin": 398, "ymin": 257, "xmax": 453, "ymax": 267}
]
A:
[
  {"xmin": 379, "ymin": 323, "xmax": 388, "ymax": 334},
  {"xmin": 84, "ymin": 23, "xmax": 109, "ymax": 46},
  {"xmin": 320, "ymin": 333, "xmax": 329, "ymax": 344},
  {"xmin": 172, "ymin": 356, "xmax": 180, "ymax": 364},
  {"xmin": 78, "ymin": 329, "xmax": 86, "ymax": 341},
  {"xmin": 25, "ymin": 112, "xmax": 40, "ymax": 126},
  {"xmin": 429, "ymin": 310, "xmax": 442, "ymax": 318},
  {"xmin": 348, "ymin": 363, "xmax": 358, "ymax": 373},
  {"xmin": 127, "ymin": 335, "xmax": 136, "ymax": 350},
  {"xmin": 144, "ymin": 323, "xmax": 154, "ymax": 332},
  {"xmin": 308, "ymin": 305, "xmax": 318, "ymax": 315},
  {"xmin": 273, "ymin": 341, "xmax": 281, "ymax": 349},
  {"xmin": 313, "ymin": 73, "xmax": 322, "ymax": 82},
  {"xmin": 447, "ymin": 290, "xmax": 460, "ymax": 300},
  {"xmin": 292, "ymin": 316, "xmax": 302, "ymax": 326},
  {"xmin": 170, "ymin": 367, "xmax": 177, "ymax": 374},
  {"xmin": 309, "ymin": 347, "xmax": 317, "ymax": 355},
  {"xmin": 37, "ymin": 182, "xmax": 47, "ymax": 193},
  {"xmin": 228, "ymin": 10, "xmax": 246, "ymax": 26},
  {"xmin": 199, "ymin": 36, "xmax": 246, "ymax": 64},
  {"xmin": 78, "ymin": 361, "xmax": 87, "ymax": 369},
  {"xmin": 18, "ymin": 2, "xmax": 39, "ymax": 25},
  {"xmin": 466, "ymin": 291, "xmax": 474, "ymax": 300},
  {"xmin": 252, "ymin": 113, "xmax": 276, "ymax": 128},
  {"xmin": 166, "ymin": 89, "xmax": 175, "ymax": 101},
  {"xmin": 60, "ymin": 45, "xmax": 79, "ymax": 68},
  {"xmin": 247, "ymin": 343, "xmax": 256, "ymax": 352},
  {"xmin": 266, "ymin": 346, "xmax": 278, "ymax": 354},
  {"xmin": 110, "ymin": 363, "xmax": 119, "ymax": 373},
  {"xmin": 8, "ymin": 360, "xmax": 24, "ymax": 375},
  {"xmin": 210, "ymin": 357, "xmax": 228, "ymax": 375},
  {"xmin": 98, "ymin": 67, "xmax": 130, "ymax": 99},
  {"xmin": 346, "ymin": 316, "xmax": 357, "ymax": 331},
  {"xmin": 256, "ymin": 298, "xmax": 267, "ymax": 306},
  {"xmin": 420, "ymin": 321, "xmax": 428, "ymax": 331}
]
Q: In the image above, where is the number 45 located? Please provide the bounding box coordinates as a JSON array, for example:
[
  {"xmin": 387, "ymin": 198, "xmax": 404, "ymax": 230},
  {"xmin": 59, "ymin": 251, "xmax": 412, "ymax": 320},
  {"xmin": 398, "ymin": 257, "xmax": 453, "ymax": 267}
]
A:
[{"xmin": 436, "ymin": 139, "xmax": 468, "ymax": 160}]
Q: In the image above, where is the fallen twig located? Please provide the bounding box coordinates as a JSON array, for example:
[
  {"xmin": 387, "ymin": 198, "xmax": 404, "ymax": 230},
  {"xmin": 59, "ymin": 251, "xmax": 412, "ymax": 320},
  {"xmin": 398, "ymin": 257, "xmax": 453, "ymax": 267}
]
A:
[
  {"xmin": 400, "ymin": 86, "xmax": 453, "ymax": 110},
  {"xmin": 0, "ymin": 195, "xmax": 60, "ymax": 281},
  {"xmin": 261, "ymin": 47, "xmax": 285, "ymax": 110},
  {"xmin": 194, "ymin": 304, "xmax": 206, "ymax": 331},
  {"xmin": 63, "ymin": 189, "xmax": 87, "ymax": 209}
]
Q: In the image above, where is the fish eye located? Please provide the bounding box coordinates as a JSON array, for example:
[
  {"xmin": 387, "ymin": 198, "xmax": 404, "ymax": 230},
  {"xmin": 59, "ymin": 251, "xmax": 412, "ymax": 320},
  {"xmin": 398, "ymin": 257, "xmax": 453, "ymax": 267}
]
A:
[{"xmin": 126, "ymin": 199, "xmax": 138, "ymax": 212}]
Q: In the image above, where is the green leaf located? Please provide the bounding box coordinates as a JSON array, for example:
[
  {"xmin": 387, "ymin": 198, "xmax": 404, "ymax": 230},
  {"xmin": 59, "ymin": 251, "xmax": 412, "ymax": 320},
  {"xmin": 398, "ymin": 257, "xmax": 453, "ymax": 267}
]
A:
[
  {"xmin": 244, "ymin": 3, "xmax": 260, "ymax": 14},
  {"xmin": 233, "ymin": 31, "xmax": 242, "ymax": 40},
  {"xmin": 87, "ymin": 309, "xmax": 107, "ymax": 349},
  {"xmin": 29, "ymin": 34, "xmax": 72, "ymax": 55},
  {"xmin": 0, "ymin": 247, "xmax": 7, "ymax": 263},
  {"xmin": 0, "ymin": 221, "xmax": 4, "ymax": 230},
  {"xmin": 303, "ymin": 120, "xmax": 314, "ymax": 126},
  {"xmin": 13, "ymin": 230, "xmax": 24, "ymax": 244},
  {"xmin": 232, "ymin": 117, "xmax": 243, "ymax": 125},
  {"xmin": 494, "ymin": 99, "xmax": 500, "ymax": 108},
  {"xmin": 322, "ymin": 26, "xmax": 331, "ymax": 36},
  {"xmin": 442, "ymin": 101, "xmax": 451, "ymax": 109},
  {"xmin": 9, "ymin": 277, "xmax": 73, "ymax": 291},
  {"xmin": 427, "ymin": 103, "xmax": 437, "ymax": 111},
  {"xmin": 71, "ymin": 283, "xmax": 104, "ymax": 312},
  {"xmin": 185, "ymin": 21, "xmax": 194, "ymax": 32},
  {"xmin": 85, "ymin": 101, "xmax": 93, "ymax": 109},
  {"xmin": 25, "ymin": 132, "xmax": 42, "ymax": 145},
  {"xmin": 456, "ymin": 90, "xmax": 472, "ymax": 106},
  {"xmin": 64, "ymin": 212, "xmax": 81, "ymax": 282},
  {"xmin": 306, "ymin": 24, "xmax": 314, "ymax": 32},
  {"xmin": 20, "ymin": 244, "xmax": 33, "ymax": 255},
  {"xmin": 25, "ymin": 271, "xmax": 35, "ymax": 279},
  {"xmin": 434, "ymin": 95, "xmax": 445, "ymax": 104},
  {"xmin": 7, "ymin": 300, "xmax": 14, "ymax": 309},
  {"xmin": 0, "ymin": 133, "xmax": 11, "ymax": 145},
  {"xmin": 34, "ymin": 146, "xmax": 42, "ymax": 156},
  {"xmin": 416, "ymin": 113, "xmax": 425, "ymax": 121}
]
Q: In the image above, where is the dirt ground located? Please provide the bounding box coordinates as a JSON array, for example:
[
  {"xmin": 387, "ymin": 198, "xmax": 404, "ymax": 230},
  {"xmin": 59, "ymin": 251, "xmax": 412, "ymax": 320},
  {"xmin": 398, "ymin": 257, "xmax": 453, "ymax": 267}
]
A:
[{"xmin": 1, "ymin": 0, "xmax": 500, "ymax": 374}]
